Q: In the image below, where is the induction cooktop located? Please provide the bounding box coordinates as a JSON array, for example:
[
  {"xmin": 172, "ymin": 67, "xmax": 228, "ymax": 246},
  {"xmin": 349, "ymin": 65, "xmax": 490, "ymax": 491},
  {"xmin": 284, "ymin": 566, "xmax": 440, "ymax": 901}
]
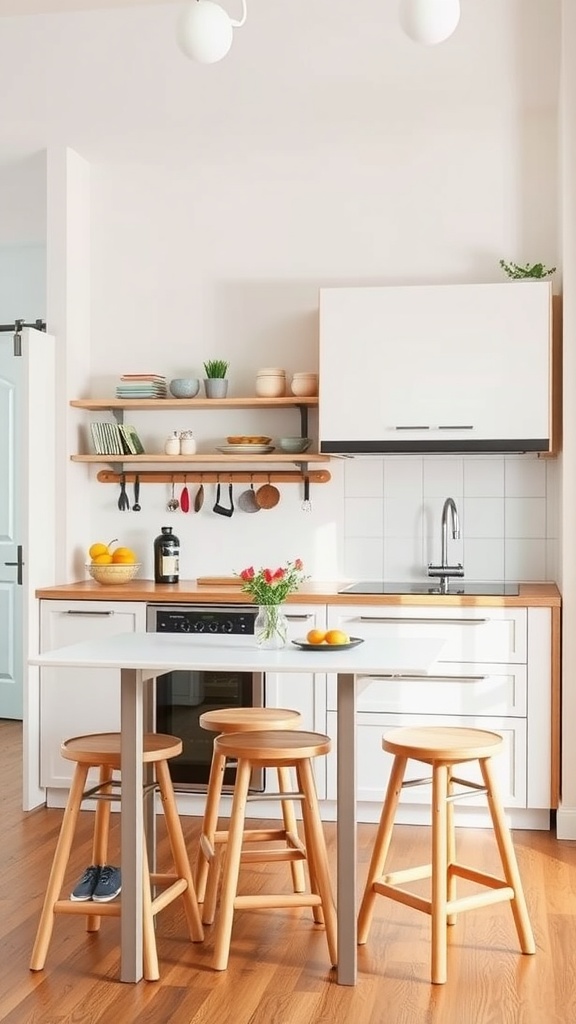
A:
[{"xmin": 338, "ymin": 581, "xmax": 520, "ymax": 596}]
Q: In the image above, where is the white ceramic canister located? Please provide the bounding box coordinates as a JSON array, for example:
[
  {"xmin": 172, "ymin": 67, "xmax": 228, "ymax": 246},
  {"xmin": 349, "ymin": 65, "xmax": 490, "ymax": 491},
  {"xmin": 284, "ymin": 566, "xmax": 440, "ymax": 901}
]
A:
[
  {"xmin": 290, "ymin": 372, "xmax": 318, "ymax": 397},
  {"xmin": 164, "ymin": 431, "xmax": 181, "ymax": 455},
  {"xmin": 179, "ymin": 430, "xmax": 196, "ymax": 455},
  {"xmin": 255, "ymin": 367, "xmax": 286, "ymax": 398}
]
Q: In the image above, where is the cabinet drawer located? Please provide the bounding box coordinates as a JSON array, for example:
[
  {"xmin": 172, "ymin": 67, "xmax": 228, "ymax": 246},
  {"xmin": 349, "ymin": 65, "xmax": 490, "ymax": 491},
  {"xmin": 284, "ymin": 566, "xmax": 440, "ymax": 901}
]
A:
[
  {"xmin": 325, "ymin": 711, "xmax": 526, "ymax": 809},
  {"xmin": 328, "ymin": 606, "xmax": 527, "ymax": 663},
  {"xmin": 327, "ymin": 663, "xmax": 526, "ymax": 716}
]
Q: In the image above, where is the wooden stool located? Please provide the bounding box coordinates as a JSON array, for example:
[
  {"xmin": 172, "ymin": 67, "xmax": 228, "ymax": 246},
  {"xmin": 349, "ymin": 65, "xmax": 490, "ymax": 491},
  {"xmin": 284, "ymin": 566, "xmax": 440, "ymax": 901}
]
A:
[
  {"xmin": 195, "ymin": 707, "xmax": 305, "ymax": 921},
  {"xmin": 210, "ymin": 729, "xmax": 337, "ymax": 972},
  {"xmin": 30, "ymin": 733, "xmax": 203, "ymax": 981},
  {"xmin": 357, "ymin": 726, "xmax": 535, "ymax": 984}
]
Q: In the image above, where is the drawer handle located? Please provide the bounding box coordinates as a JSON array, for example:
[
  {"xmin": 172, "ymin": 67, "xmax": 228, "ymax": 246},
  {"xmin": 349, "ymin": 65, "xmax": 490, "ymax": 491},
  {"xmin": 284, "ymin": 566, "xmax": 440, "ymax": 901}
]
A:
[
  {"xmin": 64, "ymin": 610, "xmax": 115, "ymax": 616},
  {"xmin": 358, "ymin": 616, "xmax": 489, "ymax": 626},
  {"xmin": 285, "ymin": 614, "xmax": 312, "ymax": 621},
  {"xmin": 373, "ymin": 674, "xmax": 487, "ymax": 682}
]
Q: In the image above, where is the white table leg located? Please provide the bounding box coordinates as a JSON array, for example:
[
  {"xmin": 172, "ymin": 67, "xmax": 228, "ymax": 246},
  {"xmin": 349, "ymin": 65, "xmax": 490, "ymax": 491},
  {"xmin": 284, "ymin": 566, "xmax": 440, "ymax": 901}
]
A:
[
  {"xmin": 336, "ymin": 671, "xmax": 357, "ymax": 985},
  {"xmin": 120, "ymin": 667, "xmax": 144, "ymax": 983}
]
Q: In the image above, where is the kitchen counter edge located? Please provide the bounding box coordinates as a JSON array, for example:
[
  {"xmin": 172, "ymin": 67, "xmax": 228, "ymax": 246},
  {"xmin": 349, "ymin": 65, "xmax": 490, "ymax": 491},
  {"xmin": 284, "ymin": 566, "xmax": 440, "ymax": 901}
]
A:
[{"xmin": 35, "ymin": 580, "xmax": 561, "ymax": 608}]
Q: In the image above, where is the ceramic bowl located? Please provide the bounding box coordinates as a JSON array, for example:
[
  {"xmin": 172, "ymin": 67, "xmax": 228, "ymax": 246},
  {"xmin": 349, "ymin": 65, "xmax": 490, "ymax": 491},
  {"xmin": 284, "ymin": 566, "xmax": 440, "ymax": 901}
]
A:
[
  {"xmin": 169, "ymin": 378, "xmax": 200, "ymax": 399},
  {"xmin": 277, "ymin": 437, "xmax": 312, "ymax": 453},
  {"xmin": 87, "ymin": 563, "xmax": 141, "ymax": 585}
]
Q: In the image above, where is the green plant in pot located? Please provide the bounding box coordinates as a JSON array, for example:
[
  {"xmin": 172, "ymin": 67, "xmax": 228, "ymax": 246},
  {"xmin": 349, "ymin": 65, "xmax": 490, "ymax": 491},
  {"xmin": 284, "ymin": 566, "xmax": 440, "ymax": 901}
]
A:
[
  {"xmin": 203, "ymin": 359, "xmax": 229, "ymax": 398},
  {"xmin": 499, "ymin": 259, "xmax": 556, "ymax": 280}
]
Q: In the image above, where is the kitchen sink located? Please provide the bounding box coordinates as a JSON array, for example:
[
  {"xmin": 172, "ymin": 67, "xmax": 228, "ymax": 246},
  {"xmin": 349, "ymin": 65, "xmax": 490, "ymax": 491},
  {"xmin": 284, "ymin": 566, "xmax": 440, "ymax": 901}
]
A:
[{"xmin": 339, "ymin": 581, "xmax": 520, "ymax": 596}]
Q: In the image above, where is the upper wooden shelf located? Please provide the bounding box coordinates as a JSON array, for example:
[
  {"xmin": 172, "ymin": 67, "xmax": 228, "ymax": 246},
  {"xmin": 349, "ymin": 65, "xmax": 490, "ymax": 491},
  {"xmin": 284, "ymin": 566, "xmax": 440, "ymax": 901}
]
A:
[{"xmin": 70, "ymin": 397, "xmax": 318, "ymax": 411}]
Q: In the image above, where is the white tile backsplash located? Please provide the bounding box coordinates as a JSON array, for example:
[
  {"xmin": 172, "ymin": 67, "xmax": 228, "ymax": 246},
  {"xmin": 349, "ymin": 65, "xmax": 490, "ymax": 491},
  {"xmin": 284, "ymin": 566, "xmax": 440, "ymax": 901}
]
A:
[{"xmin": 340, "ymin": 455, "xmax": 559, "ymax": 584}]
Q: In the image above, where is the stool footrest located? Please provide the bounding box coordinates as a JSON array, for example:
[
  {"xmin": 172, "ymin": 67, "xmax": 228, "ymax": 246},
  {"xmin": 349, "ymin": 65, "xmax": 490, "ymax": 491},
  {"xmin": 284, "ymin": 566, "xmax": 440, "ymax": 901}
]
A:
[
  {"xmin": 54, "ymin": 899, "xmax": 120, "ymax": 917},
  {"xmin": 383, "ymin": 864, "xmax": 432, "ymax": 885},
  {"xmin": 151, "ymin": 879, "xmax": 188, "ymax": 915},
  {"xmin": 240, "ymin": 847, "xmax": 307, "ymax": 864},
  {"xmin": 234, "ymin": 893, "xmax": 322, "ymax": 911}
]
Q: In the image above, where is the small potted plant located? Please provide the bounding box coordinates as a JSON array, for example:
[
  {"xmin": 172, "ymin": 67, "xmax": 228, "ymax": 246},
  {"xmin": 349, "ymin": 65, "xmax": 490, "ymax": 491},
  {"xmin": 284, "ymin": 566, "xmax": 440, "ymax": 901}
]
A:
[
  {"xmin": 203, "ymin": 359, "xmax": 230, "ymax": 398},
  {"xmin": 499, "ymin": 259, "xmax": 556, "ymax": 280}
]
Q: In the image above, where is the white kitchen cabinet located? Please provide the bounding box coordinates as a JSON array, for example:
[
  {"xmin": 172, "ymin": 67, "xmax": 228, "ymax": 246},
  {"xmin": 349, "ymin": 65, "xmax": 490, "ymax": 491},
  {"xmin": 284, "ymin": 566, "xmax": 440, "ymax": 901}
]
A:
[
  {"xmin": 324, "ymin": 604, "xmax": 552, "ymax": 828},
  {"xmin": 319, "ymin": 282, "xmax": 556, "ymax": 454},
  {"xmin": 39, "ymin": 600, "xmax": 146, "ymax": 794},
  {"xmin": 264, "ymin": 604, "xmax": 328, "ymax": 798}
]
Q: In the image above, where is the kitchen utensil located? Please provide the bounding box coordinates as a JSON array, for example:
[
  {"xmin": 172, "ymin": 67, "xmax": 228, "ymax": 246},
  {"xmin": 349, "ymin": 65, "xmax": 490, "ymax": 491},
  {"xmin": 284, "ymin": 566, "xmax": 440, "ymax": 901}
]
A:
[
  {"xmin": 180, "ymin": 476, "xmax": 190, "ymax": 513},
  {"xmin": 167, "ymin": 479, "xmax": 180, "ymax": 512},
  {"xmin": 118, "ymin": 474, "xmax": 130, "ymax": 511},
  {"xmin": 301, "ymin": 475, "xmax": 312, "ymax": 512},
  {"xmin": 255, "ymin": 476, "xmax": 280, "ymax": 510},
  {"xmin": 132, "ymin": 475, "xmax": 141, "ymax": 512},
  {"xmin": 194, "ymin": 479, "xmax": 205, "ymax": 512},
  {"xmin": 213, "ymin": 481, "xmax": 235, "ymax": 517},
  {"xmin": 237, "ymin": 477, "xmax": 261, "ymax": 513}
]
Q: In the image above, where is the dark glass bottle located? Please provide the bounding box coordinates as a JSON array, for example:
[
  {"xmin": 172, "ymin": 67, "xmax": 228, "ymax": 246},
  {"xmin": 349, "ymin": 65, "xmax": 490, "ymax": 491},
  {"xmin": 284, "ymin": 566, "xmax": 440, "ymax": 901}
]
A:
[{"xmin": 154, "ymin": 526, "xmax": 180, "ymax": 584}]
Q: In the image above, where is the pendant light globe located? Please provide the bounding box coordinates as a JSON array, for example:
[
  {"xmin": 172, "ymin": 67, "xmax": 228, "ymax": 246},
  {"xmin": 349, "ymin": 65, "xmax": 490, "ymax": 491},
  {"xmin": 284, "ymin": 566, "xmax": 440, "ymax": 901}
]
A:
[
  {"xmin": 399, "ymin": 0, "xmax": 461, "ymax": 46},
  {"xmin": 177, "ymin": 0, "xmax": 234, "ymax": 63}
]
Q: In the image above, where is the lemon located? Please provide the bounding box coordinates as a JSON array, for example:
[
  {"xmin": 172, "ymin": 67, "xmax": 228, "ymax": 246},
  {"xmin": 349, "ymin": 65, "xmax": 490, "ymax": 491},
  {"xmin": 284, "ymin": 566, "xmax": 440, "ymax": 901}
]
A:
[
  {"xmin": 88, "ymin": 538, "xmax": 118, "ymax": 560},
  {"xmin": 111, "ymin": 547, "xmax": 137, "ymax": 565},
  {"xmin": 93, "ymin": 552, "xmax": 113, "ymax": 565},
  {"xmin": 306, "ymin": 628, "xmax": 327, "ymax": 645},
  {"xmin": 325, "ymin": 629, "xmax": 350, "ymax": 645}
]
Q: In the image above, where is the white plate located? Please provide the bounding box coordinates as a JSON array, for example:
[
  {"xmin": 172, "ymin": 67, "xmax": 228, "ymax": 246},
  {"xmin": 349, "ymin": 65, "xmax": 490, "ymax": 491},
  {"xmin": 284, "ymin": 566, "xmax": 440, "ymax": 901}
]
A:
[{"xmin": 217, "ymin": 445, "xmax": 275, "ymax": 454}]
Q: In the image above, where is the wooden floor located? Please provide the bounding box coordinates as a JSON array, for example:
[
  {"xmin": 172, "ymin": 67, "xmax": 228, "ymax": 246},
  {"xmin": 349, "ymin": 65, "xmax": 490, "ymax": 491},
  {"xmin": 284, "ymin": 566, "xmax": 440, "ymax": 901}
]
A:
[{"xmin": 1, "ymin": 719, "xmax": 576, "ymax": 1024}]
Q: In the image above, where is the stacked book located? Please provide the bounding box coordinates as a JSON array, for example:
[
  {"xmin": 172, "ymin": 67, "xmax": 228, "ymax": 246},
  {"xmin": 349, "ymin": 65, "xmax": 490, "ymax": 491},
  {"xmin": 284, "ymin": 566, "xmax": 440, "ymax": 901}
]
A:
[
  {"xmin": 90, "ymin": 422, "xmax": 145, "ymax": 456},
  {"xmin": 115, "ymin": 374, "xmax": 167, "ymax": 399}
]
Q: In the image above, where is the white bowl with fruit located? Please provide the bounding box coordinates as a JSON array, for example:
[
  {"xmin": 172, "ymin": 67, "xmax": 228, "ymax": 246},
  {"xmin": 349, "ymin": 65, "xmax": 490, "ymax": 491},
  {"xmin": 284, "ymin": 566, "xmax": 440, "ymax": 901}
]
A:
[{"xmin": 86, "ymin": 540, "xmax": 140, "ymax": 586}]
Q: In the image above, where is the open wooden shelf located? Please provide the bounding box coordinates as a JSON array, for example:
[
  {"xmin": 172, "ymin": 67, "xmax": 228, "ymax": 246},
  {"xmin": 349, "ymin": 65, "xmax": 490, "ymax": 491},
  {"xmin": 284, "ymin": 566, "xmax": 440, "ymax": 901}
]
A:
[{"xmin": 70, "ymin": 397, "xmax": 318, "ymax": 411}]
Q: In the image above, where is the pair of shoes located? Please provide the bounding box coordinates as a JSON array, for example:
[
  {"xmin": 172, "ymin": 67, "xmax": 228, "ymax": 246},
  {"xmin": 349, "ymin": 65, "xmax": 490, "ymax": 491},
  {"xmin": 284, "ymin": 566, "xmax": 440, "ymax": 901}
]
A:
[{"xmin": 70, "ymin": 864, "xmax": 122, "ymax": 903}]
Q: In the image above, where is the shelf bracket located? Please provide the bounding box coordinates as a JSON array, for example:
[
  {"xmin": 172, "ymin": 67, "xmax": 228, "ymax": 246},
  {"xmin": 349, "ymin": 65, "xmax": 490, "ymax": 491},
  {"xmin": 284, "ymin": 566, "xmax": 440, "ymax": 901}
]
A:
[{"xmin": 297, "ymin": 403, "xmax": 309, "ymax": 438}]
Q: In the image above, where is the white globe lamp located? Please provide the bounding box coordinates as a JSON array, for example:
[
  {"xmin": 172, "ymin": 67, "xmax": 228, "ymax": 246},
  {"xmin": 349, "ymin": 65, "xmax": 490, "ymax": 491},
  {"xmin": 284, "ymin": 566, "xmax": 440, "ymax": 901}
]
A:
[
  {"xmin": 399, "ymin": 0, "xmax": 461, "ymax": 46},
  {"xmin": 177, "ymin": 0, "xmax": 247, "ymax": 64}
]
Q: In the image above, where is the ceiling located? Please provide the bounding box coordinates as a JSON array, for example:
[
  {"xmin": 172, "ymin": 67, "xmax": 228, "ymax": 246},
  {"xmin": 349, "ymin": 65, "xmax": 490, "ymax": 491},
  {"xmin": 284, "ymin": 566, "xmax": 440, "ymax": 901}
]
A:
[{"xmin": 0, "ymin": 0, "xmax": 173, "ymax": 14}]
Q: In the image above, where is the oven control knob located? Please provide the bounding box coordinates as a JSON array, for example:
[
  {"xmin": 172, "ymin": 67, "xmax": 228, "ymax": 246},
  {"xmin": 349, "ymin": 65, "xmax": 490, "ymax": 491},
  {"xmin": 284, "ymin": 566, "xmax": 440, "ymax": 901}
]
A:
[
  {"xmin": 179, "ymin": 620, "xmax": 192, "ymax": 632},
  {"xmin": 209, "ymin": 622, "xmax": 219, "ymax": 632},
  {"xmin": 193, "ymin": 622, "xmax": 205, "ymax": 632}
]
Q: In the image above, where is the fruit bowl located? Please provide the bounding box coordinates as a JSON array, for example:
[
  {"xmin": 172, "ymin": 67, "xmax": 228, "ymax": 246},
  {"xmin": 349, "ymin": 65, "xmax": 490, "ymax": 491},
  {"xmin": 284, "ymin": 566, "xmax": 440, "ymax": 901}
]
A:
[{"xmin": 87, "ymin": 562, "xmax": 141, "ymax": 585}]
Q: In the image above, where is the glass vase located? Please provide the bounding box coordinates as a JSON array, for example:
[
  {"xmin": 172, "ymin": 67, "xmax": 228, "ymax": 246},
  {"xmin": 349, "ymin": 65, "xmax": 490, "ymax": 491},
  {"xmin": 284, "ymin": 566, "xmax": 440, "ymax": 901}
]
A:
[{"xmin": 254, "ymin": 604, "xmax": 288, "ymax": 649}]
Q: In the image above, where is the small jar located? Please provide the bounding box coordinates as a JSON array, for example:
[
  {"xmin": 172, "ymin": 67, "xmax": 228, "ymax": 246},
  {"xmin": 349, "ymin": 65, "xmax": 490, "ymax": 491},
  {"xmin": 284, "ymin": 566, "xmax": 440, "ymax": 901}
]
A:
[
  {"xmin": 290, "ymin": 372, "xmax": 318, "ymax": 397},
  {"xmin": 164, "ymin": 431, "xmax": 181, "ymax": 455},
  {"xmin": 180, "ymin": 430, "xmax": 197, "ymax": 455},
  {"xmin": 255, "ymin": 367, "xmax": 286, "ymax": 398}
]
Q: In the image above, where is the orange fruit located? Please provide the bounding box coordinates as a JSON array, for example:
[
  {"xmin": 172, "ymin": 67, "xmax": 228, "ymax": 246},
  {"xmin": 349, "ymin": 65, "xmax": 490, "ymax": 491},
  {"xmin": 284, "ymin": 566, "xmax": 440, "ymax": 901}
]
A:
[
  {"xmin": 111, "ymin": 547, "xmax": 137, "ymax": 564},
  {"xmin": 88, "ymin": 542, "xmax": 109, "ymax": 560},
  {"xmin": 93, "ymin": 552, "xmax": 113, "ymax": 565},
  {"xmin": 306, "ymin": 628, "xmax": 327, "ymax": 645},
  {"xmin": 325, "ymin": 629, "xmax": 350, "ymax": 645}
]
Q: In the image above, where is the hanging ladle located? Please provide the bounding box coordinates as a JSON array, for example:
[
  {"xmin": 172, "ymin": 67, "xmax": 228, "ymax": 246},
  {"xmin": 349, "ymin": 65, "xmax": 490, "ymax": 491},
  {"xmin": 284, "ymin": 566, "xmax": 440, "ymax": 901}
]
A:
[
  {"xmin": 167, "ymin": 477, "xmax": 180, "ymax": 512},
  {"xmin": 132, "ymin": 474, "xmax": 141, "ymax": 512}
]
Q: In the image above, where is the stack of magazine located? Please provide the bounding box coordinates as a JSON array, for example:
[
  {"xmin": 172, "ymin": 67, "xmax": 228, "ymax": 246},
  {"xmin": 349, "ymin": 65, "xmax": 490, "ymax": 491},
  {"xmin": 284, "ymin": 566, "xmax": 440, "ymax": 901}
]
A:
[
  {"xmin": 90, "ymin": 422, "xmax": 145, "ymax": 456},
  {"xmin": 115, "ymin": 373, "xmax": 167, "ymax": 399}
]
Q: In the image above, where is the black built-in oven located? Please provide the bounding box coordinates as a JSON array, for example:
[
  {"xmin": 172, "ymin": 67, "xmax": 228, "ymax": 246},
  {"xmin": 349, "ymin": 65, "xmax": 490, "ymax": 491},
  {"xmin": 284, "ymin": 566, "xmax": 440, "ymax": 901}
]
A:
[{"xmin": 147, "ymin": 604, "xmax": 264, "ymax": 791}]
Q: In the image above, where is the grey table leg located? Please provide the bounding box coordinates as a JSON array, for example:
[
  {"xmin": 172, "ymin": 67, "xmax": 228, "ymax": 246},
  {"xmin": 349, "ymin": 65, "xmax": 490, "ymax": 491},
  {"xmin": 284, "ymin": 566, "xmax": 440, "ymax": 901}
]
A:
[
  {"xmin": 120, "ymin": 667, "xmax": 144, "ymax": 983},
  {"xmin": 336, "ymin": 671, "xmax": 357, "ymax": 985}
]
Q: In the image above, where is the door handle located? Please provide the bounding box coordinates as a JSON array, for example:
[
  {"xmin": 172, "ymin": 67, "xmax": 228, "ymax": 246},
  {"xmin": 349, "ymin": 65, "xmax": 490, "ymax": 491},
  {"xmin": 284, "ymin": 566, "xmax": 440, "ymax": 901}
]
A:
[{"xmin": 4, "ymin": 545, "xmax": 24, "ymax": 585}]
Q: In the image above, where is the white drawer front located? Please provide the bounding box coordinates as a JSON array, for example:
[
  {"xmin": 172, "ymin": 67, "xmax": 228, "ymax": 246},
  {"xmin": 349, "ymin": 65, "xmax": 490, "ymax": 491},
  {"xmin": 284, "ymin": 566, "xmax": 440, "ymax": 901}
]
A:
[
  {"xmin": 328, "ymin": 606, "xmax": 527, "ymax": 664},
  {"xmin": 327, "ymin": 663, "xmax": 527, "ymax": 717},
  {"xmin": 325, "ymin": 712, "xmax": 526, "ymax": 809}
]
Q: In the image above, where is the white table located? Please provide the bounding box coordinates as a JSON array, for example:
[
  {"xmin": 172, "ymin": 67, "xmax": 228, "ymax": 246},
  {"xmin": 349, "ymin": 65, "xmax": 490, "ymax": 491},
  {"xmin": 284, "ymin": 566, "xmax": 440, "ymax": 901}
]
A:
[{"xmin": 31, "ymin": 632, "xmax": 444, "ymax": 985}]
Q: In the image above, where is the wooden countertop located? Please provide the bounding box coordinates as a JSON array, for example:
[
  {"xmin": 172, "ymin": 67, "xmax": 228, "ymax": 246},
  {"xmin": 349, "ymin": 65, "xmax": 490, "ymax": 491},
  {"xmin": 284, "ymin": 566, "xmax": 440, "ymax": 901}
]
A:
[{"xmin": 35, "ymin": 579, "xmax": 561, "ymax": 608}]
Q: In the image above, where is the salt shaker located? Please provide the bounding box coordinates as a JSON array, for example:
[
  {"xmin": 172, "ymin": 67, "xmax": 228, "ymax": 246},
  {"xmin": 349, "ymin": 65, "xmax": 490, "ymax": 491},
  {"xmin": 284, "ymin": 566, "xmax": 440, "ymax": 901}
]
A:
[
  {"xmin": 164, "ymin": 431, "xmax": 181, "ymax": 455},
  {"xmin": 180, "ymin": 430, "xmax": 197, "ymax": 455}
]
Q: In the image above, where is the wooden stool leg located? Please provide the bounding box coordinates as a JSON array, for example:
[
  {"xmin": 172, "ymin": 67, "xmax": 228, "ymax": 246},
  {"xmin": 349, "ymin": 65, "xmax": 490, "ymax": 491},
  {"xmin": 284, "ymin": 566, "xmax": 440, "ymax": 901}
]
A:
[
  {"xmin": 446, "ymin": 767, "xmax": 457, "ymax": 928},
  {"xmin": 297, "ymin": 758, "xmax": 337, "ymax": 966},
  {"xmin": 431, "ymin": 763, "xmax": 449, "ymax": 985},
  {"xmin": 155, "ymin": 760, "xmax": 204, "ymax": 942},
  {"xmin": 479, "ymin": 757, "xmax": 536, "ymax": 955},
  {"xmin": 195, "ymin": 750, "xmax": 226, "ymax": 904},
  {"xmin": 277, "ymin": 765, "xmax": 306, "ymax": 893},
  {"xmin": 212, "ymin": 758, "xmax": 252, "ymax": 971},
  {"xmin": 358, "ymin": 754, "xmax": 408, "ymax": 944},
  {"xmin": 86, "ymin": 764, "xmax": 114, "ymax": 934},
  {"xmin": 30, "ymin": 763, "xmax": 90, "ymax": 971},
  {"xmin": 141, "ymin": 838, "xmax": 160, "ymax": 982}
]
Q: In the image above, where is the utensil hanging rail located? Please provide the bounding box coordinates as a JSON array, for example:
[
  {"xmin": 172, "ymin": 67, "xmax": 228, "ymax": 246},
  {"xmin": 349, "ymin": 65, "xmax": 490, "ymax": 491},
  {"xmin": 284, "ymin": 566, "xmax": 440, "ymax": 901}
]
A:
[{"xmin": 96, "ymin": 469, "xmax": 331, "ymax": 485}]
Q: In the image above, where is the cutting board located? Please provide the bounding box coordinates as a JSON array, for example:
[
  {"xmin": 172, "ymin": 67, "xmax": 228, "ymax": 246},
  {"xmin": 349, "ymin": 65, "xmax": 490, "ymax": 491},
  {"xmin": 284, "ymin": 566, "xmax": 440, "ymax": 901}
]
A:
[{"xmin": 196, "ymin": 576, "xmax": 243, "ymax": 586}]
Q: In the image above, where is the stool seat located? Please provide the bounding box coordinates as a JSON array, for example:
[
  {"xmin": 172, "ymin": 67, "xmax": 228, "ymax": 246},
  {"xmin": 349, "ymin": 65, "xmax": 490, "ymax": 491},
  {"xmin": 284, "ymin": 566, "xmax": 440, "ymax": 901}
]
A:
[
  {"xmin": 195, "ymin": 708, "xmax": 306, "ymax": 914},
  {"xmin": 30, "ymin": 732, "xmax": 203, "ymax": 981},
  {"xmin": 209, "ymin": 728, "xmax": 336, "ymax": 972},
  {"xmin": 358, "ymin": 725, "xmax": 535, "ymax": 985}
]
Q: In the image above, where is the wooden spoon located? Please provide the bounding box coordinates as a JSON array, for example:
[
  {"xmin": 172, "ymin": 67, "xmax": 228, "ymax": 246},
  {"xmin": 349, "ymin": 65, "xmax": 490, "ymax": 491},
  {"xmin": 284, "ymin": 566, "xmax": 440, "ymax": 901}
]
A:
[{"xmin": 194, "ymin": 479, "xmax": 205, "ymax": 513}]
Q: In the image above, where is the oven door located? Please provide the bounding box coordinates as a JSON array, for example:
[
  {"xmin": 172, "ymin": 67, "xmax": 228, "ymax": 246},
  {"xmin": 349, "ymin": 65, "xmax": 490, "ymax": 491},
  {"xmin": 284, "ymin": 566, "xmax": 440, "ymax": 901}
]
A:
[{"xmin": 156, "ymin": 667, "xmax": 265, "ymax": 792}]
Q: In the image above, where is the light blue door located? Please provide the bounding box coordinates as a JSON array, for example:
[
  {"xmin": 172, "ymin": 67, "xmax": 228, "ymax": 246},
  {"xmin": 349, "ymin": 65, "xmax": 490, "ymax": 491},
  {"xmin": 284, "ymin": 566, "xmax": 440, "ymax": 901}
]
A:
[{"xmin": 0, "ymin": 333, "xmax": 23, "ymax": 718}]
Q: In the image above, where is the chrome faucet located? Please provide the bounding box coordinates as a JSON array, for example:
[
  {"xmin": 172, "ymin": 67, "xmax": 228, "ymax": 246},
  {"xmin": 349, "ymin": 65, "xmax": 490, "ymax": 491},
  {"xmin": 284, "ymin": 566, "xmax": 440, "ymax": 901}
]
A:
[{"xmin": 428, "ymin": 497, "xmax": 464, "ymax": 592}]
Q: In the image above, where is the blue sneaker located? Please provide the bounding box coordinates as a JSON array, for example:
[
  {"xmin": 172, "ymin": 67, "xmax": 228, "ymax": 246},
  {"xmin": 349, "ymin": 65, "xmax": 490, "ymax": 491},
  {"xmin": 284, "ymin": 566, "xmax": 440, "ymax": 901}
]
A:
[
  {"xmin": 70, "ymin": 864, "xmax": 101, "ymax": 901},
  {"xmin": 92, "ymin": 865, "xmax": 122, "ymax": 903}
]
